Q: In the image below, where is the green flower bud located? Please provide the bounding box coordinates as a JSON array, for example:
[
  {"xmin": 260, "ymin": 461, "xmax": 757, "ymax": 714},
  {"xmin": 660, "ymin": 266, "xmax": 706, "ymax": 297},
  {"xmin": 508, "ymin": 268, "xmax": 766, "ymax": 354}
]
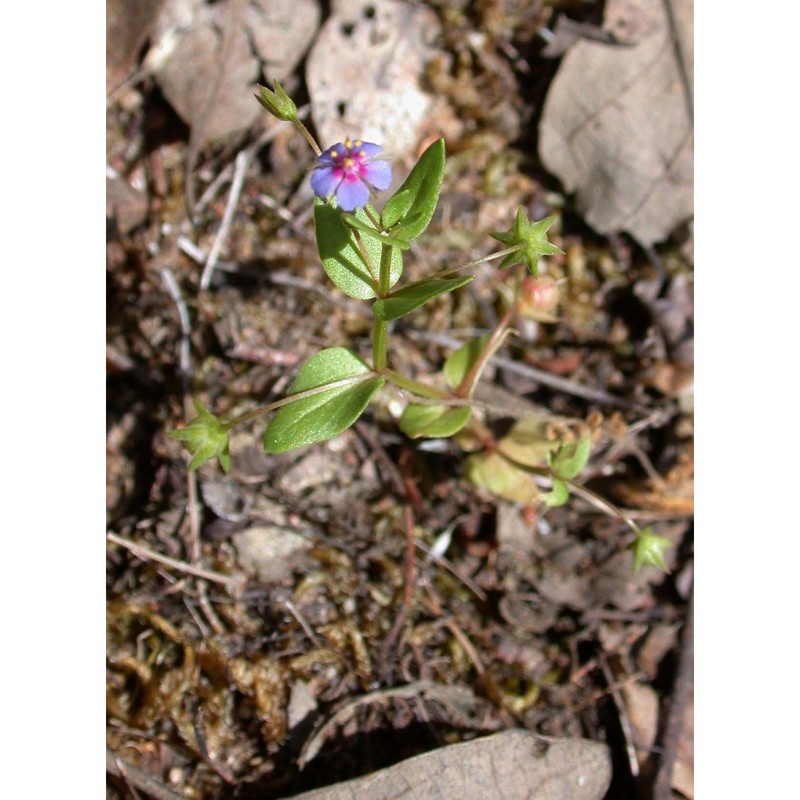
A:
[
  {"xmin": 491, "ymin": 208, "xmax": 563, "ymax": 276},
  {"xmin": 168, "ymin": 400, "xmax": 231, "ymax": 473},
  {"xmin": 631, "ymin": 527, "xmax": 672, "ymax": 573},
  {"xmin": 255, "ymin": 81, "xmax": 298, "ymax": 122}
]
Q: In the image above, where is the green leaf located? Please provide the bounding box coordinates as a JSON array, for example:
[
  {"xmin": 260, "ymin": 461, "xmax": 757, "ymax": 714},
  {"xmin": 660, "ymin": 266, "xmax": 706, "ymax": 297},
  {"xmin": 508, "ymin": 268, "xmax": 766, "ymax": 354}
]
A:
[
  {"xmin": 541, "ymin": 478, "xmax": 569, "ymax": 507},
  {"xmin": 443, "ymin": 335, "xmax": 490, "ymax": 391},
  {"xmin": 373, "ymin": 276, "xmax": 472, "ymax": 321},
  {"xmin": 380, "ymin": 188, "xmax": 412, "ymax": 228},
  {"xmin": 314, "ymin": 199, "xmax": 403, "ymax": 299},
  {"xmin": 399, "ymin": 403, "xmax": 472, "ymax": 439},
  {"xmin": 264, "ymin": 348, "xmax": 384, "ymax": 454},
  {"xmin": 465, "ymin": 451, "xmax": 539, "ymax": 504},
  {"xmin": 380, "ymin": 138, "xmax": 445, "ymax": 241},
  {"xmin": 549, "ymin": 436, "xmax": 592, "ymax": 480},
  {"xmin": 496, "ymin": 417, "xmax": 559, "ymax": 469}
]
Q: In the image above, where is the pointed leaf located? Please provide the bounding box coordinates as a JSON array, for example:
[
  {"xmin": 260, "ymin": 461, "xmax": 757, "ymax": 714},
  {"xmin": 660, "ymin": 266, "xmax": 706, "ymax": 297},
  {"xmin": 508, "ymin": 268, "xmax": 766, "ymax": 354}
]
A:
[
  {"xmin": 551, "ymin": 436, "xmax": 592, "ymax": 480},
  {"xmin": 444, "ymin": 335, "xmax": 490, "ymax": 391},
  {"xmin": 496, "ymin": 417, "xmax": 559, "ymax": 469},
  {"xmin": 264, "ymin": 348, "xmax": 384, "ymax": 454},
  {"xmin": 380, "ymin": 138, "xmax": 445, "ymax": 241},
  {"xmin": 400, "ymin": 403, "xmax": 472, "ymax": 439},
  {"xmin": 314, "ymin": 199, "xmax": 403, "ymax": 299},
  {"xmin": 541, "ymin": 478, "xmax": 569, "ymax": 507},
  {"xmin": 465, "ymin": 451, "xmax": 539, "ymax": 504},
  {"xmin": 373, "ymin": 276, "xmax": 472, "ymax": 322}
]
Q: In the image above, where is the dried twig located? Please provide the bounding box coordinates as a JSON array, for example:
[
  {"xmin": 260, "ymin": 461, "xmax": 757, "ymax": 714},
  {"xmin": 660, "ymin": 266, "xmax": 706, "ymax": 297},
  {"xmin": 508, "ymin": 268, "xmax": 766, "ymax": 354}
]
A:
[
  {"xmin": 107, "ymin": 532, "xmax": 243, "ymax": 592},
  {"xmin": 199, "ymin": 147, "xmax": 250, "ymax": 291},
  {"xmin": 598, "ymin": 655, "xmax": 642, "ymax": 783},
  {"xmin": 379, "ymin": 504, "xmax": 418, "ymax": 679},
  {"xmin": 106, "ymin": 750, "xmax": 187, "ymax": 800},
  {"xmin": 652, "ymin": 581, "xmax": 694, "ymax": 800}
]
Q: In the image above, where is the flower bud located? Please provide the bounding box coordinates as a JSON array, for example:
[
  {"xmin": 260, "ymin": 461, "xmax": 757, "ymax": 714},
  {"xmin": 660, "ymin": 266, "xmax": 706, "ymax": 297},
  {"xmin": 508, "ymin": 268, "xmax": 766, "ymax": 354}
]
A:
[
  {"xmin": 631, "ymin": 527, "xmax": 672, "ymax": 573},
  {"xmin": 168, "ymin": 400, "xmax": 231, "ymax": 473},
  {"xmin": 255, "ymin": 81, "xmax": 298, "ymax": 122},
  {"xmin": 517, "ymin": 275, "xmax": 560, "ymax": 321}
]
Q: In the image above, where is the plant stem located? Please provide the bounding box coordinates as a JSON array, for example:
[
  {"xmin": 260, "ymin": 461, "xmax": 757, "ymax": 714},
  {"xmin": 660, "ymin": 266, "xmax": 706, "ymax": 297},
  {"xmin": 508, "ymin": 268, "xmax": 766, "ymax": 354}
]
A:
[
  {"xmin": 293, "ymin": 119, "xmax": 321, "ymax": 157},
  {"xmin": 372, "ymin": 243, "xmax": 395, "ymax": 371},
  {"xmin": 427, "ymin": 244, "xmax": 525, "ymax": 281},
  {"xmin": 383, "ymin": 369, "xmax": 451, "ymax": 400},
  {"xmin": 454, "ymin": 300, "xmax": 520, "ymax": 398},
  {"xmin": 373, "ymin": 319, "xmax": 388, "ymax": 371}
]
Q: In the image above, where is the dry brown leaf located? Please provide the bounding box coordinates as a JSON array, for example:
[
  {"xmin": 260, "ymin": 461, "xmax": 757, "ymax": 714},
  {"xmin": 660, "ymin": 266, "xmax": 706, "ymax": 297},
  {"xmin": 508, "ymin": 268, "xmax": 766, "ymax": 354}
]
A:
[
  {"xmin": 290, "ymin": 730, "xmax": 611, "ymax": 800},
  {"xmin": 152, "ymin": 0, "xmax": 320, "ymax": 146},
  {"xmin": 106, "ymin": 0, "xmax": 165, "ymax": 94},
  {"xmin": 539, "ymin": 0, "xmax": 693, "ymax": 246},
  {"xmin": 306, "ymin": 0, "xmax": 440, "ymax": 161}
]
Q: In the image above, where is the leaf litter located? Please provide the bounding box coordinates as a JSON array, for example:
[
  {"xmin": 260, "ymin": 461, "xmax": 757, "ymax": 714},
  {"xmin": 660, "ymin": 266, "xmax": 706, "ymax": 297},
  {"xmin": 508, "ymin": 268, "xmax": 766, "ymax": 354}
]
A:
[{"xmin": 107, "ymin": 1, "xmax": 693, "ymax": 797}]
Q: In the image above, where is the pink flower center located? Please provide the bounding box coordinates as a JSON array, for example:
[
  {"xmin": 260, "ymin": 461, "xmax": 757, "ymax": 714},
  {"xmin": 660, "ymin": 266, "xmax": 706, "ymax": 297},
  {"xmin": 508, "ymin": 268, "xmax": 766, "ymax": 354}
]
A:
[{"xmin": 329, "ymin": 139, "xmax": 368, "ymax": 181}]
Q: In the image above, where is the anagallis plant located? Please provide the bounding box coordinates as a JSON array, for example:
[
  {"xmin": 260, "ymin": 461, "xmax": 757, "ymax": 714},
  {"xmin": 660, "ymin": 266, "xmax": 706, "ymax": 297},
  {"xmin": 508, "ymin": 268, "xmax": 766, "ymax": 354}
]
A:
[{"xmin": 170, "ymin": 81, "xmax": 670, "ymax": 573}]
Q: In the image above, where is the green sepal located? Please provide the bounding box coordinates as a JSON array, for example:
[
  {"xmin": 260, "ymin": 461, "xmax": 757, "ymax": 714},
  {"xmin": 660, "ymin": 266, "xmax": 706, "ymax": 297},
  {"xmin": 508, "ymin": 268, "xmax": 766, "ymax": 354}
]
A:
[
  {"xmin": 373, "ymin": 276, "xmax": 472, "ymax": 322},
  {"xmin": 631, "ymin": 527, "xmax": 672, "ymax": 573},
  {"xmin": 340, "ymin": 212, "xmax": 412, "ymax": 250},
  {"xmin": 379, "ymin": 138, "xmax": 445, "ymax": 242},
  {"xmin": 314, "ymin": 199, "xmax": 403, "ymax": 299},
  {"xmin": 254, "ymin": 81, "xmax": 298, "ymax": 122},
  {"xmin": 541, "ymin": 478, "xmax": 569, "ymax": 507},
  {"xmin": 491, "ymin": 208, "xmax": 563, "ymax": 276},
  {"xmin": 264, "ymin": 348, "xmax": 384, "ymax": 454},
  {"xmin": 547, "ymin": 436, "xmax": 592, "ymax": 480},
  {"xmin": 399, "ymin": 403, "xmax": 472, "ymax": 439},
  {"xmin": 168, "ymin": 399, "xmax": 231, "ymax": 473}
]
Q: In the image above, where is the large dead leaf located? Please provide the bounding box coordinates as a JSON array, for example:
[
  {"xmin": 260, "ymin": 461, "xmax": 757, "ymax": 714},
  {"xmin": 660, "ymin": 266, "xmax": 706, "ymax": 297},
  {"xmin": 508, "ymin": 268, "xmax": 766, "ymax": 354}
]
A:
[
  {"xmin": 539, "ymin": 0, "xmax": 693, "ymax": 246},
  {"xmin": 152, "ymin": 0, "xmax": 320, "ymax": 146},
  {"xmin": 306, "ymin": 0, "xmax": 440, "ymax": 159},
  {"xmin": 106, "ymin": 0, "xmax": 165, "ymax": 94},
  {"xmin": 289, "ymin": 730, "xmax": 611, "ymax": 800}
]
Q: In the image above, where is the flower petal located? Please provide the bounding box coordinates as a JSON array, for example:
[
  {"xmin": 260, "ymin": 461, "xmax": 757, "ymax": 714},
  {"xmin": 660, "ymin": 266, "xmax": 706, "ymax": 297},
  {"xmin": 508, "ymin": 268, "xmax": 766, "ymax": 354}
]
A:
[
  {"xmin": 335, "ymin": 176, "xmax": 369, "ymax": 211},
  {"xmin": 354, "ymin": 141, "xmax": 383, "ymax": 158},
  {"xmin": 318, "ymin": 142, "xmax": 346, "ymax": 163},
  {"xmin": 362, "ymin": 159, "xmax": 392, "ymax": 191},
  {"xmin": 310, "ymin": 166, "xmax": 340, "ymax": 199}
]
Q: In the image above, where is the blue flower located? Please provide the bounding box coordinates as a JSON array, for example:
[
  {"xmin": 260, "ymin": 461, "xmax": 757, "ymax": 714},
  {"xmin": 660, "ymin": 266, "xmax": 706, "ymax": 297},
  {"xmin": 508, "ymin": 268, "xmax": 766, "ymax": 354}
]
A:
[{"xmin": 310, "ymin": 138, "xmax": 392, "ymax": 211}]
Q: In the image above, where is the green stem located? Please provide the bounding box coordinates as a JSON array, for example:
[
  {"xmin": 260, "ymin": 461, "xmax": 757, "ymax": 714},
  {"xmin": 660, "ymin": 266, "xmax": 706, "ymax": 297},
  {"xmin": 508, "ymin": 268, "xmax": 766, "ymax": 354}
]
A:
[
  {"xmin": 293, "ymin": 119, "xmax": 321, "ymax": 157},
  {"xmin": 427, "ymin": 245, "xmax": 525, "ymax": 281},
  {"xmin": 373, "ymin": 318, "xmax": 388, "ymax": 371},
  {"xmin": 496, "ymin": 451, "xmax": 643, "ymax": 536},
  {"xmin": 383, "ymin": 369, "xmax": 451, "ymax": 400},
  {"xmin": 372, "ymin": 243, "xmax": 395, "ymax": 371}
]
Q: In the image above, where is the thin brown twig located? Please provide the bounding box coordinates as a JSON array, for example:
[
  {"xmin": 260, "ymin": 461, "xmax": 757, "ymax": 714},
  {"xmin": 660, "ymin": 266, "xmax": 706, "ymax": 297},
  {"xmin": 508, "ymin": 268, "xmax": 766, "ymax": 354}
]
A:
[
  {"xmin": 598, "ymin": 655, "xmax": 642, "ymax": 782},
  {"xmin": 106, "ymin": 750, "xmax": 187, "ymax": 800},
  {"xmin": 652, "ymin": 581, "xmax": 694, "ymax": 800},
  {"xmin": 200, "ymin": 147, "xmax": 250, "ymax": 291},
  {"xmin": 107, "ymin": 532, "xmax": 243, "ymax": 592},
  {"xmin": 380, "ymin": 503, "xmax": 417, "ymax": 678}
]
